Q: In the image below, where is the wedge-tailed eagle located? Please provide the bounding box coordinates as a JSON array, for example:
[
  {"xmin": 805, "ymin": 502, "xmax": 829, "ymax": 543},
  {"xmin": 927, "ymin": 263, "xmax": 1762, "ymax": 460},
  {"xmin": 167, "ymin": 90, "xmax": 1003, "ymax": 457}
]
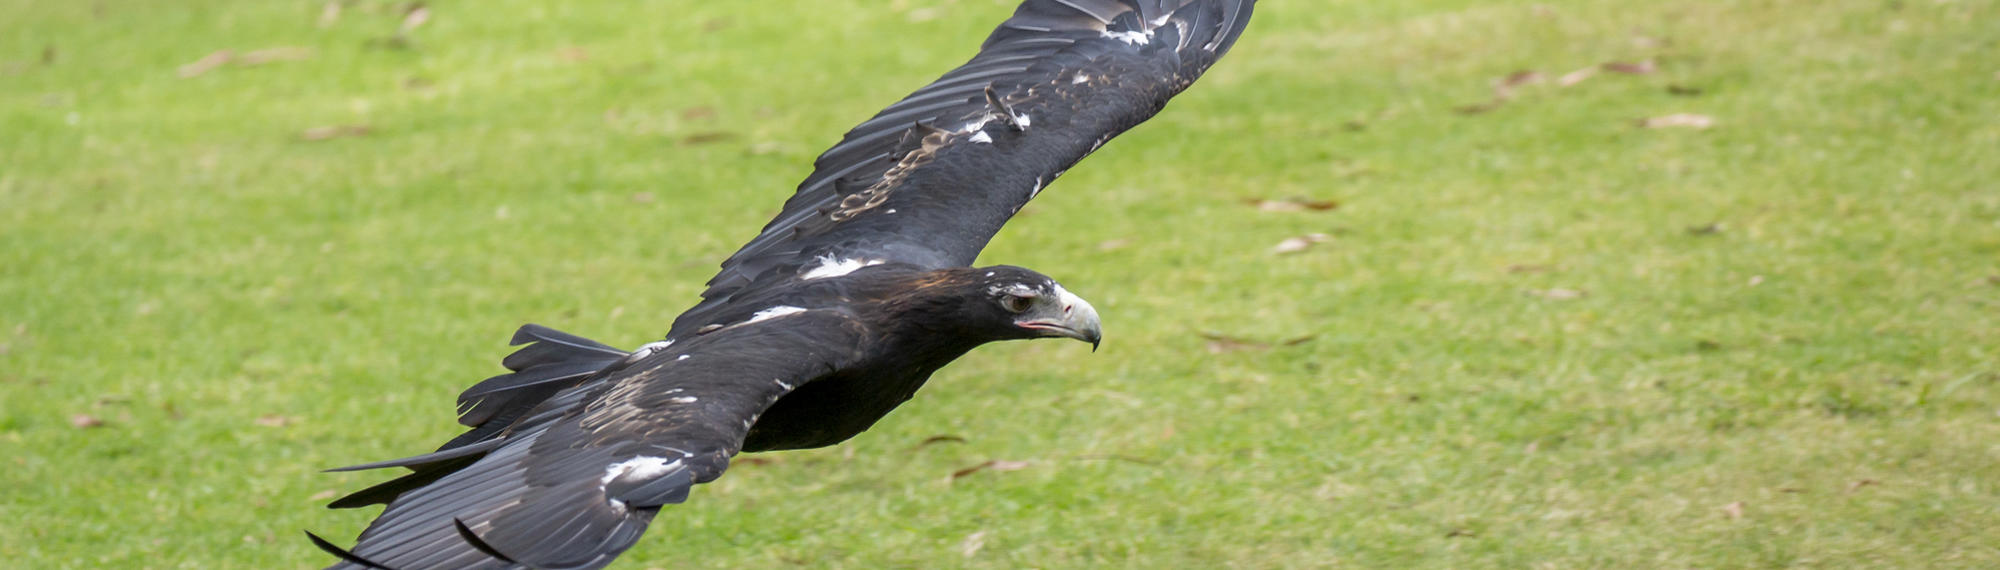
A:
[{"xmin": 313, "ymin": 1, "xmax": 1255, "ymax": 567}]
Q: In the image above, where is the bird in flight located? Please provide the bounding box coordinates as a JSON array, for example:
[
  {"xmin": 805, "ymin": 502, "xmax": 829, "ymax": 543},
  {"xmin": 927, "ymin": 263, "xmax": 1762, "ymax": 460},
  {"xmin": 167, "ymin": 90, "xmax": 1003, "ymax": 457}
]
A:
[{"xmin": 312, "ymin": 0, "xmax": 1256, "ymax": 568}]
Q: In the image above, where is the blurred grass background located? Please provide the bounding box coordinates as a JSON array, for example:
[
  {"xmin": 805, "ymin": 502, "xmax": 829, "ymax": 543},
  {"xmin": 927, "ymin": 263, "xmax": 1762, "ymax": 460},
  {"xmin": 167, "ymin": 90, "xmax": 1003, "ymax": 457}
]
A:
[{"xmin": 3, "ymin": 0, "xmax": 1998, "ymax": 567}]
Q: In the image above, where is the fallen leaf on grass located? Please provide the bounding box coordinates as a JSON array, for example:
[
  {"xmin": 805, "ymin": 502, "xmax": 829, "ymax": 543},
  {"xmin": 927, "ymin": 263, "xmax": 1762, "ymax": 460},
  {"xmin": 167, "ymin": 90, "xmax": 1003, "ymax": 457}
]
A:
[
  {"xmin": 399, "ymin": 5, "xmax": 431, "ymax": 36},
  {"xmin": 959, "ymin": 531, "xmax": 988, "ymax": 558},
  {"xmin": 1721, "ymin": 501, "xmax": 1746, "ymax": 519},
  {"xmin": 680, "ymin": 106, "xmax": 716, "ymax": 121},
  {"xmin": 1499, "ymin": 69, "xmax": 1545, "ymax": 89},
  {"xmin": 1096, "ymin": 238, "xmax": 1133, "ymax": 252},
  {"xmin": 309, "ymin": 489, "xmax": 338, "ymax": 501},
  {"xmin": 912, "ymin": 434, "xmax": 967, "ymax": 449},
  {"xmin": 950, "ymin": 460, "xmax": 1032, "ymax": 480},
  {"xmin": 254, "ymin": 414, "xmax": 295, "ymax": 427},
  {"xmin": 1847, "ymin": 479, "xmax": 1880, "ymax": 492},
  {"xmin": 1686, "ymin": 222, "xmax": 1723, "ymax": 235},
  {"xmin": 1601, "ymin": 59, "xmax": 1657, "ymax": 75},
  {"xmin": 1640, "ymin": 114, "xmax": 1715, "ymax": 129},
  {"xmin": 1272, "ymin": 233, "xmax": 1333, "ymax": 254},
  {"xmin": 178, "ymin": 47, "xmax": 312, "ymax": 77},
  {"xmin": 319, "ymin": 1, "xmax": 343, "ymax": 28},
  {"xmin": 301, "ymin": 125, "xmax": 371, "ymax": 141},
  {"xmin": 237, "ymin": 47, "xmax": 313, "ymax": 65},
  {"xmin": 1454, "ymin": 99, "xmax": 1508, "ymax": 115},
  {"xmin": 1488, "ymin": 69, "xmax": 1544, "ymax": 101},
  {"xmin": 1506, "ymin": 264, "xmax": 1553, "ymax": 274},
  {"xmin": 1200, "ymin": 332, "xmax": 1315, "ymax": 354},
  {"xmin": 1247, "ymin": 197, "xmax": 1339, "ymax": 212},
  {"xmin": 1558, "ymin": 66, "xmax": 1598, "ymax": 87},
  {"xmin": 1445, "ymin": 528, "xmax": 1476, "ymax": 538},
  {"xmin": 1667, "ymin": 84, "xmax": 1705, "ymax": 97},
  {"xmin": 178, "ymin": 50, "xmax": 234, "ymax": 78},
  {"xmin": 681, "ymin": 131, "xmax": 738, "ymax": 145},
  {"xmin": 1526, "ymin": 288, "xmax": 1586, "ymax": 300},
  {"xmin": 71, "ymin": 414, "xmax": 105, "ymax": 429}
]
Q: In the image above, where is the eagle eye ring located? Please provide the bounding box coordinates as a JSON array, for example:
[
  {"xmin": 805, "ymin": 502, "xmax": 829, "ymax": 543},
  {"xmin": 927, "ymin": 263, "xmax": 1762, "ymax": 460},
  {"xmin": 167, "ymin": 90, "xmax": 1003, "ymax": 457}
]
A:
[{"xmin": 1000, "ymin": 293, "xmax": 1035, "ymax": 313}]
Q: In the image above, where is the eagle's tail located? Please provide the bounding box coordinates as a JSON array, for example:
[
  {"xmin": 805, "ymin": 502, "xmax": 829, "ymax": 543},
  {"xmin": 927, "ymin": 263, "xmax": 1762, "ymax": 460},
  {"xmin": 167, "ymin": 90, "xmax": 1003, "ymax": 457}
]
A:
[{"xmin": 442, "ymin": 324, "xmax": 634, "ymax": 450}]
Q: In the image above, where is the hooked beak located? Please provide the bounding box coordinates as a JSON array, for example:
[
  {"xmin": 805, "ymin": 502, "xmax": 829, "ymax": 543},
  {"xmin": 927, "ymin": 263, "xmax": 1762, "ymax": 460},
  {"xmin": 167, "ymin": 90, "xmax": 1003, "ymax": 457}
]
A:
[{"xmin": 1017, "ymin": 285, "xmax": 1103, "ymax": 351}]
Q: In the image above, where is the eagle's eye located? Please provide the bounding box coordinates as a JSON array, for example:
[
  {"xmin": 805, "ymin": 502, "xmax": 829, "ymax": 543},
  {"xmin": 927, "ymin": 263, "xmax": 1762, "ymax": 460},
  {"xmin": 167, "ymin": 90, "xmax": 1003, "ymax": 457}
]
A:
[{"xmin": 1000, "ymin": 293, "xmax": 1035, "ymax": 313}]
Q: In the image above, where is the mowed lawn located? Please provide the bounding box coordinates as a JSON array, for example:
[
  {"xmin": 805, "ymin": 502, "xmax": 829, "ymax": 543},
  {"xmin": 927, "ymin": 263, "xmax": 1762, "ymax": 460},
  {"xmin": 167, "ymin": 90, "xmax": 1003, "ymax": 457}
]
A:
[{"xmin": 4, "ymin": 0, "xmax": 1997, "ymax": 567}]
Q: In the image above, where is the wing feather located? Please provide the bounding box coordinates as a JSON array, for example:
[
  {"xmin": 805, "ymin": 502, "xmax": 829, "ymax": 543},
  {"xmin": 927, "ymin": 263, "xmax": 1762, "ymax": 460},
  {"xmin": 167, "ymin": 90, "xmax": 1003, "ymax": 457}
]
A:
[
  {"xmin": 673, "ymin": 0, "xmax": 1256, "ymax": 337},
  {"xmin": 321, "ymin": 312, "xmax": 867, "ymax": 569}
]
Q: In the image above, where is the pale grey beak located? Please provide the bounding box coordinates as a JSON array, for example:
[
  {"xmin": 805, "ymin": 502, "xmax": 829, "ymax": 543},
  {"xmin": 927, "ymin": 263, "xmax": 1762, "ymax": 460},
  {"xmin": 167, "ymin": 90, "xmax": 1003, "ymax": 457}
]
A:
[{"xmin": 1017, "ymin": 284, "xmax": 1102, "ymax": 351}]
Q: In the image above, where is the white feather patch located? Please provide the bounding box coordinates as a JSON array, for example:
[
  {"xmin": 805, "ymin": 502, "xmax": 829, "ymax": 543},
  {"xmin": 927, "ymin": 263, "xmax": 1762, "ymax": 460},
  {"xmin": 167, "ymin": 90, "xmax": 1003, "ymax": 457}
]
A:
[
  {"xmin": 969, "ymin": 131, "xmax": 993, "ymax": 144},
  {"xmin": 625, "ymin": 339, "xmax": 674, "ymax": 363},
  {"xmin": 745, "ymin": 305, "xmax": 808, "ymax": 325},
  {"xmin": 1103, "ymin": 29, "xmax": 1152, "ymax": 45},
  {"xmin": 600, "ymin": 456, "xmax": 683, "ymax": 487},
  {"xmin": 801, "ymin": 256, "xmax": 884, "ymax": 280}
]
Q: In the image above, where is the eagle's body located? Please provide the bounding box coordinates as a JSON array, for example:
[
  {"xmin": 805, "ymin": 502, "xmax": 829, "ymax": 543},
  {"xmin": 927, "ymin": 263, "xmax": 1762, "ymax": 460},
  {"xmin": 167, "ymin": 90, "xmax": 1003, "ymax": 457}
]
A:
[{"xmin": 315, "ymin": 1, "xmax": 1255, "ymax": 568}]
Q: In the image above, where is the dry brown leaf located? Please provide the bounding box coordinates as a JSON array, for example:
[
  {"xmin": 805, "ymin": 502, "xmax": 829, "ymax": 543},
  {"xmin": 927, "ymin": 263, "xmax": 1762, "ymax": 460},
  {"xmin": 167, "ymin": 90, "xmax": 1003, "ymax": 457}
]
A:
[
  {"xmin": 1686, "ymin": 222, "xmax": 1722, "ymax": 235},
  {"xmin": 71, "ymin": 414, "xmax": 105, "ymax": 429},
  {"xmin": 681, "ymin": 131, "xmax": 738, "ymax": 145},
  {"xmin": 1200, "ymin": 332, "xmax": 1314, "ymax": 354},
  {"xmin": 680, "ymin": 106, "xmax": 717, "ymax": 121},
  {"xmin": 238, "ymin": 47, "xmax": 312, "ymax": 66},
  {"xmin": 1445, "ymin": 528, "xmax": 1476, "ymax": 538},
  {"xmin": 1640, "ymin": 114, "xmax": 1715, "ymax": 129},
  {"xmin": 1558, "ymin": 66, "xmax": 1598, "ymax": 87},
  {"xmin": 1601, "ymin": 59, "xmax": 1657, "ymax": 74},
  {"xmin": 1454, "ymin": 99, "xmax": 1507, "ymax": 115},
  {"xmin": 178, "ymin": 50, "xmax": 234, "ymax": 78},
  {"xmin": 399, "ymin": 5, "xmax": 431, "ymax": 36},
  {"xmin": 319, "ymin": 1, "xmax": 343, "ymax": 28},
  {"xmin": 1721, "ymin": 501, "xmax": 1745, "ymax": 519},
  {"xmin": 301, "ymin": 125, "xmax": 371, "ymax": 141},
  {"xmin": 1249, "ymin": 197, "xmax": 1339, "ymax": 212},
  {"xmin": 1527, "ymin": 288, "xmax": 1586, "ymax": 300},
  {"xmin": 309, "ymin": 489, "xmax": 339, "ymax": 501},
  {"xmin": 1667, "ymin": 84, "xmax": 1705, "ymax": 97},
  {"xmin": 1272, "ymin": 233, "xmax": 1332, "ymax": 254},
  {"xmin": 1499, "ymin": 70, "xmax": 1545, "ymax": 89},
  {"xmin": 913, "ymin": 435, "xmax": 967, "ymax": 449},
  {"xmin": 1847, "ymin": 479, "xmax": 1880, "ymax": 492},
  {"xmin": 254, "ymin": 414, "xmax": 294, "ymax": 427},
  {"xmin": 1506, "ymin": 264, "xmax": 1553, "ymax": 274},
  {"xmin": 959, "ymin": 531, "xmax": 989, "ymax": 558},
  {"xmin": 949, "ymin": 460, "xmax": 1032, "ymax": 480}
]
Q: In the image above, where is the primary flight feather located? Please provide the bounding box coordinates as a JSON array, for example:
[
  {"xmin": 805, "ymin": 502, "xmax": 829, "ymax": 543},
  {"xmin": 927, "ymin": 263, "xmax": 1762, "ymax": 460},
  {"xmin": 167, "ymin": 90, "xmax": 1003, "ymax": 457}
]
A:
[{"xmin": 313, "ymin": 1, "xmax": 1256, "ymax": 568}]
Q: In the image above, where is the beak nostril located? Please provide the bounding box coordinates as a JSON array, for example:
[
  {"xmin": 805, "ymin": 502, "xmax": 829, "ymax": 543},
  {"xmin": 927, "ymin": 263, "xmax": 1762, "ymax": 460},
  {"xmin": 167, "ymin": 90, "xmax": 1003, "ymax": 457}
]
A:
[{"xmin": 1063, "ymin": 304, "xmax": 1072, "ymax": 314}]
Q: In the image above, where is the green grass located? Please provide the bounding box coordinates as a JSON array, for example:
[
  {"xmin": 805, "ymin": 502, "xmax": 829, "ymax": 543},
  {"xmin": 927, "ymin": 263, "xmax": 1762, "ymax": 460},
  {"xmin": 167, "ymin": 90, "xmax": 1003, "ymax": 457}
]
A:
[{"xmin": 5, "ymin": 0, "xmax": 1999, "ymax": 567}]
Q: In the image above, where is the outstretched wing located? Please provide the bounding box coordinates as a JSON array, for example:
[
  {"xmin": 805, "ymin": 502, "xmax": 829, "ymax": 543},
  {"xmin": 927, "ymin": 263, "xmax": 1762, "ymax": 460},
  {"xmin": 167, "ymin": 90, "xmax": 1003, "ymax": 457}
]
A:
[
  {"xmin": 670, "ymin": 0, "xmax": 1255, "ymax": 336},
  {"xmin": 316, "ymin": 312, "xmax": 867, "ymax": 570}
]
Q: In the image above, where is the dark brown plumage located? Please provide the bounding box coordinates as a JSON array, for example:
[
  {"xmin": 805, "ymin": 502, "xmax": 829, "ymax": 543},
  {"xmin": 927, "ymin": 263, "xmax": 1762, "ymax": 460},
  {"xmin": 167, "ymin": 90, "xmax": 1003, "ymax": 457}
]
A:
[{"xmin": 313, "ymin": 1, "xmax": 1255, "ymax": 568}]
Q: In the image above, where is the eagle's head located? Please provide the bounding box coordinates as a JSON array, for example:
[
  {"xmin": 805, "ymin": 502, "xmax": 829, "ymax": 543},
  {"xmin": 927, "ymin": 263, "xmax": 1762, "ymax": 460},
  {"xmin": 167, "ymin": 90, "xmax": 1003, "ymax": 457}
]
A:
[{"xmin": 894, "ymin": 265, "xmax": 1103, "ymax": 350}]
